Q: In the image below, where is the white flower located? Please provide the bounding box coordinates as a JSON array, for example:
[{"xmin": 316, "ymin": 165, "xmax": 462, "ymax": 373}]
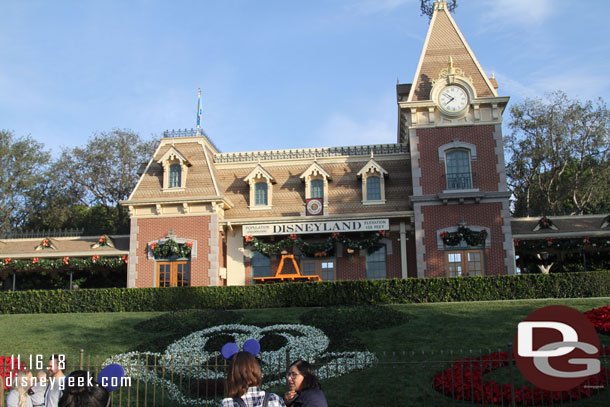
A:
[{"xmin": 103, "ymin": 324, "xmax": 375, "ymax": 406}]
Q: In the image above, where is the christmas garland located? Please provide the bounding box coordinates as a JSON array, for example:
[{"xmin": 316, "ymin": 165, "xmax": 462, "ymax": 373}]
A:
[
  {"xmin": 434, "ymin": 349, "xmax": 610, "ymax": 405},
  {"xmin": 96, "ymin": 234, "xmax": 112, "ymax": 247},
  {"xmin": 150, "ymin": 239, "xmax": 193, "ymax": 259},
  {"xmin": 244, "ymin": 231, "xmax": 387, "ymax": 257},
  {"xmin": 440, "ymin": 226, "xmax": 488, "ymax": 247},
  {"xmin": 537, "ymin": 216, "xmax": 554, "ymax": 230},
  {"xmin": 514, "ymin": 236, "xmax": 610, "ymax": 252},
  {"xmin": 0, "ymin": 256, "xmax": 128, "ymax": 272}
]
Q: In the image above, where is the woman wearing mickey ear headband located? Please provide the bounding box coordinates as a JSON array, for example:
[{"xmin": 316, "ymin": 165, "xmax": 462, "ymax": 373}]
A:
[
  {"xmin": 284, "ymin": 360, "xmax": 327, "ymax": 407},
  {"xmin": 219, "ymin": 340, "xmax": 286, "ymax": 407},
  {"xmin": 57, "ymin": 370, "xmax": 111, "ymax": 407}
]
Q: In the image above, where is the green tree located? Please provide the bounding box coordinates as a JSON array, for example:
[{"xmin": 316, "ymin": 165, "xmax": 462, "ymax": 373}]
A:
[
  {"xmin": 421, "ymin": 0, "xmax": 457, "ymax": 19},
  {"xmin": 505, "ymin": 92, "xmax": 610, "ymax": 216},
  {"xmin": 0, "ymin": 130, "xmax": 51, "ymax": 234},
  {"xmin": 42, "ymin": 129, "xmax": 157, "ymax": 233}
]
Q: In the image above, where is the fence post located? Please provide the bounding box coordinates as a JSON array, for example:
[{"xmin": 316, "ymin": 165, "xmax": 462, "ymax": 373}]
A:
[
  {"xmin": 285, "ymin": 348, "xmax": 290, "ymax": 371},
  {"xmin": 507, "ymin": 343, "xmax": 517, "ymax": 407},
  {"xmin": 79, "ymin": 349, "xmax": 84, "ymax": 370}
]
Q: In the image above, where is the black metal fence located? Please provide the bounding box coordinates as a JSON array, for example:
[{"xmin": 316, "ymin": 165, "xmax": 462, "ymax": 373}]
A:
[{"xmin": 2, "ymin": 349, "xmax": 608, "ymax": 407}]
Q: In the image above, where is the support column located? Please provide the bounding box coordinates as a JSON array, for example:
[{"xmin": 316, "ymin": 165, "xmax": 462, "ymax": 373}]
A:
[
  {"xmin": 400, "ymin": 221, "xmax": 408, "ymax": 278},
  {"xmin": 226, "ymin": 226, "xmax": 246, "ymax": 286}
]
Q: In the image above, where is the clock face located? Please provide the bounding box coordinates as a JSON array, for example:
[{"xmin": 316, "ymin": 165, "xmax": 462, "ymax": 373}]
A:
[
  {"xmin": 439, "ymin": 85, "xmax": 468, "ymax": 113},
  {"xmin": 306, "ymin": 198, "xmax": 323, "ymax": 216}
]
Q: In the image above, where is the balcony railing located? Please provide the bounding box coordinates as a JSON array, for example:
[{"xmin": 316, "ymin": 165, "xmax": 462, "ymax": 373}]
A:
[{"xmin": 443, "ymin": 172, "xmax": 476, "ymax": 190}]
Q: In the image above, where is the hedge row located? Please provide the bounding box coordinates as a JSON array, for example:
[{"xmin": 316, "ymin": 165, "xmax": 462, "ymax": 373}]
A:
[{"xmin": 0, "ymin": 271, "xmax": 609, "ymax": 314}]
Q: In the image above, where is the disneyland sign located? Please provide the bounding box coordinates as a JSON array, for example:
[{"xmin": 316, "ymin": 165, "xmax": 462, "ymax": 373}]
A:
[{"xmin": 242, "ymin": 219, "xmax": 389, "ymax": 236}]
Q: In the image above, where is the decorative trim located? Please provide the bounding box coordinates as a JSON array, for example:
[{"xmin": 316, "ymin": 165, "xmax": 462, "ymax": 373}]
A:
[
  {"xmin": 438, "ymin": 139, "xmax": 477, "ymax": 161},
  {"xmin": 215, "ymin": 144, "xmax": 408, "ymax": 163}
]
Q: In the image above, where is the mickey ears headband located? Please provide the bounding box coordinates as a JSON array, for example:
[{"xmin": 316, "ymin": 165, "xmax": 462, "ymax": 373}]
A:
[
  {"xmin": 221, "ymin": 339, "xmax": 261, "ymax": 360},
  {"xmin": 97, "ymin": 363, "xmax": 125, "ymax": 392}
]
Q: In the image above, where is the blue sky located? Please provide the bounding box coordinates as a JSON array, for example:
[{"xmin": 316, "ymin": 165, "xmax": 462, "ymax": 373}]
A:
[{"xmin": 1, "ymin": 0, "xmax": 609, "ymax": 155}]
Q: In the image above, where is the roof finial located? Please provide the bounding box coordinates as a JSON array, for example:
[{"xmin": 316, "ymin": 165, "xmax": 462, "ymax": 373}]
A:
[
  {"xmin": 196, "ymin": 88, "xmax": 202, "ymax": 137},
  {"xmin": 448, "ymin": 56, "xmax": 455, "ymax": 75}
]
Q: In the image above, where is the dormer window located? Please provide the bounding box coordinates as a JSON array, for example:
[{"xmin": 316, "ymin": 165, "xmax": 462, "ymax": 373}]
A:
[
  {"xmin": 357, "ymin": 158, "xmax": 388, "ymax": 204},
  {"xmin": 157, "ymin": 146, "xmax": 190, "ymax": 191},
  {"xmin": 367, "ymin": 176, "xmax": 381, "ymax": 200},
  {"xmin": 169, "ymin": 164, "xmax": 182, "ymax": 188},
  {"xmin": 300, "ymin": 162, "xmax": 331, "ymax": 209},
  {"xmin": 244, "ymin": 164, "xmax": 275, "ymax": 210},
  {"xmin": 310, "ymin": 179, "xmax": 324, "ymax": 199},
  {"xmin": 255, "ymin": 182, "xmax": 268, "ymax": 206}
]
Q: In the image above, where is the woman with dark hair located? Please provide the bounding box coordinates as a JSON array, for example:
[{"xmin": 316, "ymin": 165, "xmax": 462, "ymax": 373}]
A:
[
  {"xmin": 58, "ymin": 370, "xmax": 110, "ymax": 407},
  {"xmin": 284, "ymin": 360, "xmax": 327, "ymax": 407},
  {"xmin": 219, "ymin": 351, "xmax": 285, "ymax": 407}
]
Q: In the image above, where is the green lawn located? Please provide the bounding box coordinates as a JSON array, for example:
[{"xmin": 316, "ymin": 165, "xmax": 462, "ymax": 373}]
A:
[{"xmin": 1, "ymin": 297, "xmax": 609, "ymax": 406}]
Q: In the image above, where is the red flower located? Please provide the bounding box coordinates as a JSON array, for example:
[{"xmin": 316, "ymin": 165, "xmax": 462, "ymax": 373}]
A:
[
  {"xmin": 186, "ymin": 241, "xmax": 193, "ymax": 248},
  {"xmin": 513, "ymin": 239, "xmax": 521, "ymax": 247},
  {"xmin": 99, "ymin": 236, "xmax": 106, "ymax": 243},
  {"xmin": 92, "ymin": 255, "xmax": 100, "ymax": 263},
  {"xmin": 42, "ymin": 239, "xmax": 49, "ymax": 247},
  {"xmin": 63, "ymin": 257, "xmax": 70, "ymax": 265},
  {"xmin": 585, "ymin": 306, "xmax": 610, "ymax": 335},
  {"xmin": 3, "ymin": 258, "xmax": 10, "ymax": 265},
  {"xmin": 440, "ymin": 232, "xmax": 448, "ymax": 239},
  {"xmin": 583, "ymin": 236, "xmax": 591, "ymax": 244},
  {"xmin": 434, "ymin": 348, "xmax": 610, "ymax": 405},
  {"xmin": 32, "ymin": 258, "xmax": 39, "ymax": 264},
  {"xmin": 378, "ymin": 230, "xmax": 386, "ymax": 236},
  {"xmin": 290, "ymin": 234, "xmax": 297, "ymax": 240},
  {"xmin": 245, "ymin": 235, "xmax": 253, "ymax": 243},
  {"xmin": 150, "ymin": 242, "xmax": 157, "ymax": 250},
  {"xmin": 332, "ymin": 232, "xmax": 340, "ymax": 239},
  {"xmin": 545, "ymin": 237, "xmax": 553, "ymax": 246},
  {"xmin": 122, "ymin": 255, "xmax": 128, "ymax": 264}
]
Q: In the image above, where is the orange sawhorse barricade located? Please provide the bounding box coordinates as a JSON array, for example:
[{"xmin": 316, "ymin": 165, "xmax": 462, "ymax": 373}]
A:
[{"xmin": 253, "ymin": 254, "xmax": 322, "ymax": 284}]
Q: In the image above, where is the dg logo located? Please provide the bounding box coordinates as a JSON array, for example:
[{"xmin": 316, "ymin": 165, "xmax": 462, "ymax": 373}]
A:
[{"xmin": 514, "ymin": 305, "xmax": 601, "ymax": 391}]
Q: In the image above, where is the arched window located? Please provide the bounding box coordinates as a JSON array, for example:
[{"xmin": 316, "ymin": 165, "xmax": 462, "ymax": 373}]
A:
[
  {"xmin": 366, "ymin": 245, "xmax": 387, "ymax": 280},
  {"xmin": 310, "ymin": 179, "xmax": 324, "ymax": 199},
  {"xmin": 169, "ymin": 164, "xmax": 182, "ymax": 188},
  {"xmin": 445, "ymin": 150, "xmax": 471, "ymax": 189},
  {"xmin": 251, "ymin": 252, "xmax": 271, "ymax": 280},
  {"xmin": 366, "ymin": 176, "xmax": 381, "ymax": 201},
  {"xmin": 254, "ymin": 182, "xmax": 268, "ymax": 206}
]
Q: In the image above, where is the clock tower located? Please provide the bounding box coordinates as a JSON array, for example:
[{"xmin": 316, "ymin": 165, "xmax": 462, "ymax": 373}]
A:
[{"xmin": 398, "ymin": 1, "xmax": 515, "ymax": 277}]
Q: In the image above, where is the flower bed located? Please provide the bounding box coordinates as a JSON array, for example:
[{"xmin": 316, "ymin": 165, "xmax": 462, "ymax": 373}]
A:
[
  {"xmin": 104, "ymin": 323, "xmax": 375, "ymax": 406},
  {"xmin": 585, "ymin": 305, "xmax": 610, "ymax": 335},
  {"xmin": 433, "ymin": 348, "xmax": 610, "ymax": 406}
]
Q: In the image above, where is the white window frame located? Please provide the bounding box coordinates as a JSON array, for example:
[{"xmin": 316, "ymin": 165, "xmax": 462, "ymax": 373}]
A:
[
  {"xmin": 300, "ymin": 162, "xmax": 331, "ymax": 210},
  {"xmin": 357, "ymin": 158, "xmax": 388, "ymax": 204},
  {"xmin": 157, "ymin": 147, "xmax": 190, "ymax": 191},
  {"xmin": 244, "ymin": 164, "xmax": 275, "ymax": 210}
]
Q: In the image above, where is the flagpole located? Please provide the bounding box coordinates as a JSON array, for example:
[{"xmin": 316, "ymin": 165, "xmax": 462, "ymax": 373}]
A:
[{"xmin": 196, "ymin": 88, "xmax": 202, "ymax": 137}]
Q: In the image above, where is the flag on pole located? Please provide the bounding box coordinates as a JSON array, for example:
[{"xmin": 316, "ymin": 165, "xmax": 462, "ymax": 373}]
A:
[{"xmin": 196, "ymin": 88, "xmax": 202, "ymax": 129}]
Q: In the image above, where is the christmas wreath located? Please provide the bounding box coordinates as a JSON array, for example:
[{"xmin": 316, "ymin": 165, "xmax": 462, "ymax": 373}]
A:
[
  {"xmin": 150, "ymin": 239, "xmax": 193, "ymax": 259},
  {"xmin": 433, "ymin": 349, "xmax": 610, "ymax": 405},
  {"xmin": 440, "ymin": 226, "xmax": 487, "ymax": 247},
  {"xmin": 244, "ymin": 231, "xmax": 387, "ymax": 257}
]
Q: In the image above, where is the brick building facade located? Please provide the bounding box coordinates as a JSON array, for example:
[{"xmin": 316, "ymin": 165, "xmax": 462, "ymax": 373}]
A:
[{"xmin": 120, "ymin": 1, "xmax": 515, "ymax": 288}]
